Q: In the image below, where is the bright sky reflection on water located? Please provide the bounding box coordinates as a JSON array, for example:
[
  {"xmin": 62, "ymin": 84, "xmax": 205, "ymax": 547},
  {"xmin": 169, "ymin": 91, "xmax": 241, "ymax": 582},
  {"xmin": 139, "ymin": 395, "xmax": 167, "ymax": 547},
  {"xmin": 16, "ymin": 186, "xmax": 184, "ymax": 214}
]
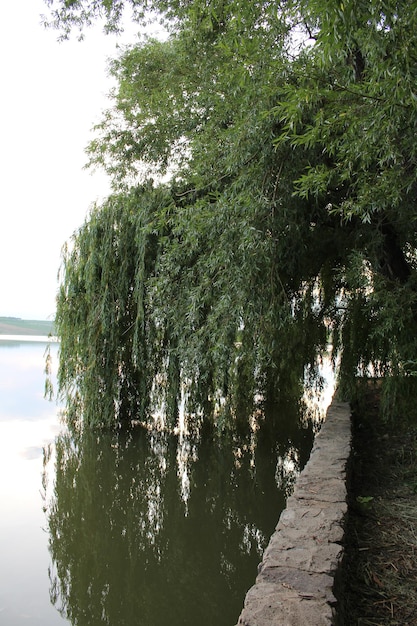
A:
[{"xmin": 0, "ymin": 340, "xmax": 66, "ymax": 626}]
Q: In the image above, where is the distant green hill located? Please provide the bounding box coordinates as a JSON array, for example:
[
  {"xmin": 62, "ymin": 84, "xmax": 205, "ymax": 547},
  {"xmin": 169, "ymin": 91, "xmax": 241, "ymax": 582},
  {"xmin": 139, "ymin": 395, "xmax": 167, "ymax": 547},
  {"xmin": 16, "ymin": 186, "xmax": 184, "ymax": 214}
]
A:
[{"xmin": 0, "ymin": 317, "xmax": 55, "ymax": 336}]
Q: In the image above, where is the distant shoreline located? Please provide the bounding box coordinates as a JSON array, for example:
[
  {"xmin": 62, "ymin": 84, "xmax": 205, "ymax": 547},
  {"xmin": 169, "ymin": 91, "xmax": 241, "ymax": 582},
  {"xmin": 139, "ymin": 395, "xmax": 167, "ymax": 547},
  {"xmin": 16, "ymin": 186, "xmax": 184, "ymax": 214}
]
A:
[
  {"xmin": 0, "ymin": 316, "xmax": 55, "ymax": 337},
  {"xmin": 0, "ymin": 334, "xmax": 58, "ymax": 343}
]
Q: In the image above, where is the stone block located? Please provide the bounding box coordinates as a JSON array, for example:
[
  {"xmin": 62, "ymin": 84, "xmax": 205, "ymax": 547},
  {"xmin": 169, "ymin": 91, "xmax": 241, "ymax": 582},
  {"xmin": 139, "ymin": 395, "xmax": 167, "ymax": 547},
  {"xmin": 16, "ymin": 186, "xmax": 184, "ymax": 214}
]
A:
[{"xmin": 237, "ymin": 581, "xmax": 335, "ymax": 626}]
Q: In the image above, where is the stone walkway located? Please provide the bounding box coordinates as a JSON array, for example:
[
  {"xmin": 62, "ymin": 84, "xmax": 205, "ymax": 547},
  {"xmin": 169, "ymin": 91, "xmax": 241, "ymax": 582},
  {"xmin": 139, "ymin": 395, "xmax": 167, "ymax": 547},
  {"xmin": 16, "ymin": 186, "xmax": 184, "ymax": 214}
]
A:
[{"xmin": 236, "ymin": 401, "xmax": 351, "ymax": 626}]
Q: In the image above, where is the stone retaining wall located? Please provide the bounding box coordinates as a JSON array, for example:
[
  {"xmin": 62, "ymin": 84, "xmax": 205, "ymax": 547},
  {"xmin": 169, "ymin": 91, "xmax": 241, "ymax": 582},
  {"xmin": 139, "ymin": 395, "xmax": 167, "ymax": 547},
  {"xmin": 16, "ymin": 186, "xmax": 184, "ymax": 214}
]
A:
[{"xmin": 236, "ymin": 400, "xmax": 351, "ymax": 626}]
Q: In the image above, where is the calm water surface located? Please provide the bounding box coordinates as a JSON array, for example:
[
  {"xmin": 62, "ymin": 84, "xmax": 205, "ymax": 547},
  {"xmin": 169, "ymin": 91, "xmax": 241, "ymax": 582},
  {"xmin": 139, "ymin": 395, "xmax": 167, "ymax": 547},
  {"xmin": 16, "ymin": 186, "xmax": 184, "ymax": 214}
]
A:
[
  {"xmin": 0, "ymin": 339, "xmax": 63, "ymax": 625},
  {"xmin": 0, "ymin": 340, "xmax": 329, "ymax": 625}
]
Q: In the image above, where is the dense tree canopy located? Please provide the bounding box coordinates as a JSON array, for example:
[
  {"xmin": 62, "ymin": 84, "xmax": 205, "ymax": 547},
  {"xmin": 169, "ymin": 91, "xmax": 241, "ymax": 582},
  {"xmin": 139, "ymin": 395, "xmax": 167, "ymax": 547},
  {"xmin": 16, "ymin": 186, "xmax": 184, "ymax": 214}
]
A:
[{"xmin": 48, "ymin": 0, "xmax": 417, "ymax": 430}]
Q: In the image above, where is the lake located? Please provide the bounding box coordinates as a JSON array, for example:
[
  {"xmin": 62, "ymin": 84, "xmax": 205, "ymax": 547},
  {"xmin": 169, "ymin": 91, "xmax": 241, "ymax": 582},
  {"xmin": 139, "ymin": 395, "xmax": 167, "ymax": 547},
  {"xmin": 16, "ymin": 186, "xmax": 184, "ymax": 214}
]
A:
[
  {"xmin": 0, "ymin": 339, "xmax": 332, "ymax": 625},
  {"xmin": 0, "ymin": 339, "xmax": 63, "ymax": 625}
]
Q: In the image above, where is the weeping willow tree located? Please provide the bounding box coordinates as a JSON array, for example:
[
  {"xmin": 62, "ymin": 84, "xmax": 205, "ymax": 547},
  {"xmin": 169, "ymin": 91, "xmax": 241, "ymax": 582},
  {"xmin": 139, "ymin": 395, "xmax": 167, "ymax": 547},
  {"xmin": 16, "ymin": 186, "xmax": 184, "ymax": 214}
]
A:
[{"xmin": 50, "ymin": 0, "xmax": 417, "ymax": 430}]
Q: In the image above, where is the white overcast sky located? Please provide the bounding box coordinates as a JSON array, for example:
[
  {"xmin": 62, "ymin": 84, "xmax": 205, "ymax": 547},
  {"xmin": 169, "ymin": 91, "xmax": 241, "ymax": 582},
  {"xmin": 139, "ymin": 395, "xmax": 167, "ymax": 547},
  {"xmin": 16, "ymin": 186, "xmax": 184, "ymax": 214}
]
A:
[{"xmin": 0, "ymin": 0, "xmax": 148, "ymax": 320}]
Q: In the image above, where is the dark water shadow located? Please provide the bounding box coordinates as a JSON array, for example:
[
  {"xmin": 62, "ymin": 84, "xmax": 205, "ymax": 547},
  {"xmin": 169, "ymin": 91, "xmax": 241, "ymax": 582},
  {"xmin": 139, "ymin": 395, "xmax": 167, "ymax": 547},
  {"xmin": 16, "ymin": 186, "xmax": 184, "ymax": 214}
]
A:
[{"xmin": 45, "ymin": 401, "xmax": 316, "ymax": 626}]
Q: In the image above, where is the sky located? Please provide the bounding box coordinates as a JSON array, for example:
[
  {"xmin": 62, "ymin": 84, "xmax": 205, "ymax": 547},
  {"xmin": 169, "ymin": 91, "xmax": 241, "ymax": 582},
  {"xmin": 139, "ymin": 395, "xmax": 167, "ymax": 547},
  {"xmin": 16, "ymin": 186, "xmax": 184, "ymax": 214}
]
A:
[{"xmin": 0, "ymin": 1, "xmax": 151, "ymax": 320}]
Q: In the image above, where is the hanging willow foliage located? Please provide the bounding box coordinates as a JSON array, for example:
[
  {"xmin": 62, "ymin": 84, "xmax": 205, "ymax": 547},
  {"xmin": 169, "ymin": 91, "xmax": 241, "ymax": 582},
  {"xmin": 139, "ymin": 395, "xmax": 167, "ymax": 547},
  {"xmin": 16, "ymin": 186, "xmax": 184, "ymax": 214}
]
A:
[
  {"xmin": 56, "ymin": 186, "xmax": 165, "ymax": 430},
  {"xmin": 52, "ymin": 0, "xmax": 417, "ymax": 430},
  {"xmin": 56, "ymin": 172, "xmax": 331, "ymax": 431}
]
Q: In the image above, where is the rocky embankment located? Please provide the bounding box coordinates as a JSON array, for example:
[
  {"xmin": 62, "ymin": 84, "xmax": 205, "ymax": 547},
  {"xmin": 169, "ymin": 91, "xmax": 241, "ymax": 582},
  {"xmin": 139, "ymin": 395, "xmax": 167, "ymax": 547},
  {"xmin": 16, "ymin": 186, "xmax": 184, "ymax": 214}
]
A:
[{"xmin": 237, "ymin": 401, "xmax": 351, "ymax": 626}]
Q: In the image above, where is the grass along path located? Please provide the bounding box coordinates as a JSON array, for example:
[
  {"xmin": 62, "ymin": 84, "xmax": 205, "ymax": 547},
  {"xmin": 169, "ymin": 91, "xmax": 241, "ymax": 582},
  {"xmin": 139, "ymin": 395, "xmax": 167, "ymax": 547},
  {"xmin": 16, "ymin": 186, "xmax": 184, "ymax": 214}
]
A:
[{"xmin": 341, "ymin": 384, "xmax": 417, "ymax": 625}]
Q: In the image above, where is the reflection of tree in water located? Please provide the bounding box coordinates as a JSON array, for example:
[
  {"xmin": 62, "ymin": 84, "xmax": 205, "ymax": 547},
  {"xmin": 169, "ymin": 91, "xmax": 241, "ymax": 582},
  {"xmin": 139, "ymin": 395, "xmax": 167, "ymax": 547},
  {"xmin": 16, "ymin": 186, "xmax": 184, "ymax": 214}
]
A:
[{"xmin": 46, "ymin": 403, "xmax": 315, "ymax": 626}]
